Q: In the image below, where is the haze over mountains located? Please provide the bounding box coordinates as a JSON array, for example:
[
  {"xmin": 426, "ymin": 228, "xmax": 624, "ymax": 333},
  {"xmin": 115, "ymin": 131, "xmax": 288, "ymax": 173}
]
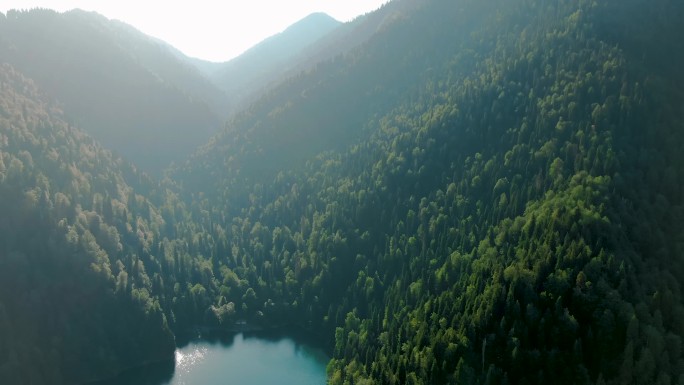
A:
[
  {"xmin": 0, "ymin": 2, "xmax": 422, "ymax": 175},
  {"xmin": 1, "ymin": 0, "xmax": 684, "ymax": 384},
  {"xmin": 202, "ymin": 13, "xmax": 341, "ymax": 109},
  {"xmin": 0, "ymin": 8, "xmax": 354, "ymax": 174},
  {"xmin": 0, "ymin": 9, "xmax": 223, "ymax": 174}
]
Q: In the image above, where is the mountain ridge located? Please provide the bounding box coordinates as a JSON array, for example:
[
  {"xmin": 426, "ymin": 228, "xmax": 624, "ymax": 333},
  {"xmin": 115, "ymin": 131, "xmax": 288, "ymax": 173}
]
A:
[
  {"xmin": 1, "ymin": 0, "xmax": 683, "ymax": 384},
  {"xmin": 203, "ymin": 12, "xmax": 342, "ymax": 113},
  {"xmin": 0, "ymin": 8, "xmax": 225, "ymax": 175}
]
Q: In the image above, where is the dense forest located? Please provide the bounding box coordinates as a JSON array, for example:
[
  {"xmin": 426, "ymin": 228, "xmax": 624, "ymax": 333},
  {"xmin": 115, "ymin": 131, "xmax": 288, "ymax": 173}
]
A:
[
  {"xmin": 1, "ymin": 0, "xmax": 683, "ymax": 384},
  {"xmin": 0, "ymin": 64, "xmax": 176, "ymax": 383}
]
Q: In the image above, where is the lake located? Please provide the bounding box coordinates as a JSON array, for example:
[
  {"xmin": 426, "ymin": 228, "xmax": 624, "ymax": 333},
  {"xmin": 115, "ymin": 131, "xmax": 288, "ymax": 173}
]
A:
[{"xmin": 97, "ymin": 331, "xmax": 330, "ymax": 385}]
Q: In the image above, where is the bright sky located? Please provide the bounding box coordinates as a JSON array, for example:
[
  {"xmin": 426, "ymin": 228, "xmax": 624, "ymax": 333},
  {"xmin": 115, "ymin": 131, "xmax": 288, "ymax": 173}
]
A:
[{"xmin": 0, "ymin": 1, "xmax": 389, "ymax": 62}]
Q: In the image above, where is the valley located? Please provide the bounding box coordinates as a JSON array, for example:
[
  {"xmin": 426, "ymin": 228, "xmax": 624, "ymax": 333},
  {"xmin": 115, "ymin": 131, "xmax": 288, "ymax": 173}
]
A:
[{"xmin": 0, "ymin": 0, "xmax": 683, "ymax": 384}]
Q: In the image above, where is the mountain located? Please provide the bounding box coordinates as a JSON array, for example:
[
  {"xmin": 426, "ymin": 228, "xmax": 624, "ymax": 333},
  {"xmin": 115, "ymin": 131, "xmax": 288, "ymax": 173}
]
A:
[
  {"xmin": 205, "ymin": 12, "xmax": 341, "ymax": 112},
  {"xmin": 199, "ymin": 1, "xmax": 426, "ymax": 114},
  {"xmin": 2, "ymin": 0, "xmax": 684, "ymax": 384},
  {"xmin": 175, "ymin": 0, "xmax": 448, "ymax": 189},
  {"xmin": 0, "ymin": 63, "xmax": 176, "ymax": 384},
  {"xmin": 0, "ymin": 9, "xmax": 226, "ymax": 175},
  {"xmin": 100, "ymin": 17, "xmax": 230, "ymax": 118},
  {"xmin": 174, "ymin": 0, "xmax": 684, "ymax": 384},
  {"xmin": 287, "ymin": 0, "xmax": 425, "ymax": 73}
]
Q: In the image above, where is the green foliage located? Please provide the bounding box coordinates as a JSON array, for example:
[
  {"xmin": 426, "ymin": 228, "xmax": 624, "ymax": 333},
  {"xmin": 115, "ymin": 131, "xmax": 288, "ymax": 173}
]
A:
[
  {"xmin": 0, "ymin": 64, "xmax": 175, "ymax": 384},
  {"xmin": 170, "ymin": 0, "xmax": 684, "ymax": 384},
  {"xmin": 1, "ymin": 0, "xmax": 683, "ymax": 384}
]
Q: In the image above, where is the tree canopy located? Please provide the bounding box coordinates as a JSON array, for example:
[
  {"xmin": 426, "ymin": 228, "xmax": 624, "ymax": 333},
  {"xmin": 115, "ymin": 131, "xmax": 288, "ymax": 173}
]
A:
[{"xmin": 1, "ymin": 0, "xmax": 683, "ymax": 384}]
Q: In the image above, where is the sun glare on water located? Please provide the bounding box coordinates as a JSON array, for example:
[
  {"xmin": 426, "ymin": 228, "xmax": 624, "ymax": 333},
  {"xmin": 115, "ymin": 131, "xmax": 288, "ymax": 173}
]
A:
[{"xmin": 175, "ymin": 347, "xmax": 208, "ymax": 374}]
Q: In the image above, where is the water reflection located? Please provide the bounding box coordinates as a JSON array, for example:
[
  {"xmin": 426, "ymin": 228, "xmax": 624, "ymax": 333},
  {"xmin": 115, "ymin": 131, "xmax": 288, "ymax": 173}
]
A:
[
  {"xmin": 175, "ymin": 329, "xmax": 238, "ymax": 349},
  {"xmin": 92, "ymin": 359, "xmax": 174, "ymax": 385},
  {"xmin": 94, "ymin": 330, "xmax": 329, "ymax": 385},
  {"xmin": 174, "ymin": 347, "xmax": 207, "ymax": 375}
]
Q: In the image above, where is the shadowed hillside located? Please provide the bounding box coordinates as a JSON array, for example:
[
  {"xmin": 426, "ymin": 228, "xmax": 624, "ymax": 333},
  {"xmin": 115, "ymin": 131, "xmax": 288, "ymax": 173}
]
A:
[
  {"xmin": 0, "ymin": 9, "xmax": 225, "ymax": 175},
  {"xmin": 1, "ymin": 0, "xmax": 683, "ymax": 384}
]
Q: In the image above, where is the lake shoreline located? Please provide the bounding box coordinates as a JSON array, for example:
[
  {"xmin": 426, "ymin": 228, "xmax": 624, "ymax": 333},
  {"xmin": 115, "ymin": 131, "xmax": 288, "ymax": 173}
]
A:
[
  {"xmin": 81, "ymin": 355, "xmax": 175, "ymax": 385},
  {"xmin": 86, "ymin": 322, "xmax": 331, "ymax": 385},
  {"xmin": 176, "ymin": 321, "xmax": 332, "ymax": 353}
]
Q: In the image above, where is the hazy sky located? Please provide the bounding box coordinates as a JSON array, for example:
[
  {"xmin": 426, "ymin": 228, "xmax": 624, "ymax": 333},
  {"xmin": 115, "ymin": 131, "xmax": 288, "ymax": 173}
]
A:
[{"xmin": 0, "ymin": 0, "xmax": 389, "ymax": 62}]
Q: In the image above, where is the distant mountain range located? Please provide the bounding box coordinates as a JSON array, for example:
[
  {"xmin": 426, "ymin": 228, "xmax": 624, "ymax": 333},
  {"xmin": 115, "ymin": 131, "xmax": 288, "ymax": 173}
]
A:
[
  {"xmin": 201, "ymin": 12, "xmax": 342, "ymax": 112},
  {"xmin": 0, "ymin": 5, "xmax": 423, "ymax": 174},
  {"xmin": 2, "ymin": 1, "xmax": 684, "ymax": 384},
  {"xmin": 0, "ymin": 9, "xmax": 226, "ymax": 174},
  {"xmin": 0, "ymin": 9, "xmax": 350, "ymax": 174},
  {"xmin": 194, "ymin": 0, "xmax": 425, "ymax": 114}
]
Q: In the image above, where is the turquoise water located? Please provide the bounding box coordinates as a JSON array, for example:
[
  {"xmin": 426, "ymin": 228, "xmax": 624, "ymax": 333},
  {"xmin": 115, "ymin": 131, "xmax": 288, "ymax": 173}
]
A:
[{"xmin": 98, "ymin": 332, "xmax": 330, "ymax": 385}]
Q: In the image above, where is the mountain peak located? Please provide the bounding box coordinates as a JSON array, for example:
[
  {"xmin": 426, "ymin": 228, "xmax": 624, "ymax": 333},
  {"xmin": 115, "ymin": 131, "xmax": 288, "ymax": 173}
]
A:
[
  {"xmin": 286, "ymin": 12, "xmax": 340, "ymax": 31},
  {"xmin": 205, "ymin": 11, "xmax": 342, "ymax": 111},
  {"xmin": 273, "ymin": 12, "xmax": 341, "ymax": 44}
]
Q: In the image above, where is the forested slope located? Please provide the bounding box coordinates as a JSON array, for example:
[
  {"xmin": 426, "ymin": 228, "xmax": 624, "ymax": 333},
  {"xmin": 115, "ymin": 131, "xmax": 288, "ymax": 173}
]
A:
[
  {"xmin": 207, "ymin": 13, "xmax": 341, "ymax": 112},
  {"xmin": 1, "ymin": 0, "xmax": 683, "ymax": 384},
  {"xmin": 0, "ymin": 9, "xmax": 223, "ymax": 174},
  {"xmin": 172, "ymin": 0, "xmax": 684, "ymax": 384},
  {"xmin": 0, "ymin": 64, "xmax": 176, "ymax": 384},
  {"xmin": 195, "ymin": 0, "xmax": 423, "ymax": 116}
]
